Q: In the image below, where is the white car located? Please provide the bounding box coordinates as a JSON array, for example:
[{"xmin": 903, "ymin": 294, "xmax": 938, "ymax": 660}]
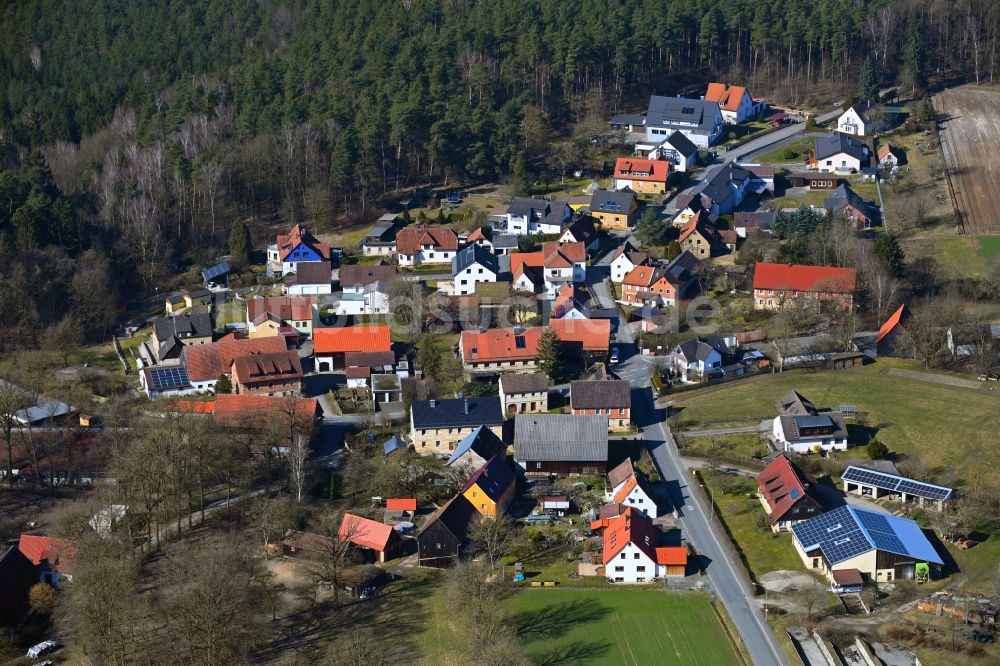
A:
[{"xmin": 26, "ymin": 640, "xmax": 57, "ymax": 659}]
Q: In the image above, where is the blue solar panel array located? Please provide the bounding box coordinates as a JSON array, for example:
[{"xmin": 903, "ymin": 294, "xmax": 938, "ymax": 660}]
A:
[
  {"xmin": 791, "ymin": 506, "xmax": 871, "ymax": 565},
  {"xmin": 148, "ymin": 366, "xmax": 190, "ymax": 391},
  {"xmin": 202, "ymin": 261, "xmax": 230, "ymax": 282},
  {"xmin": 842, "ymin": 465, "xmax": 952, "ymax": 501}
]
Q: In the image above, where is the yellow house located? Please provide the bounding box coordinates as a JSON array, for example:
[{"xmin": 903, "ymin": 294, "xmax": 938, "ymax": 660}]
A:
[
  {"xmin": 410, "ymin": 397, "xmax": 505, "ymax": 455},
  {"xmin": 461, "ymin": 455, "xmax": 516, "ymax": 517},
  {"xmin": 164, "ymin": 293, "xmax": 187, "ymax": 315},
  {"xmin": 589, "ymin": 189, "xmax": 638, "ymax": 232},
  {"xmin": 249, "ymin": 314, "xmax": 284, "ymax": 338}
]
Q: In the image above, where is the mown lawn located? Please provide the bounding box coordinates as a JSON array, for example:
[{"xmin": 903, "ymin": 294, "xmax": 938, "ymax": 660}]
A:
[
  {"xmin": 976, "ymin": 235, "xmax": 1000, "ymax": 264},
  {"xmin": 754, "ymin": 136, "xmax": 814, "ymax": 165},
  {"xmin": 667, "ymin": 361, "xmax": 1000, "ymax": 483},
  {"xmin": 505, "ymin": 588, "xmax": 744, "ymax": 666}
]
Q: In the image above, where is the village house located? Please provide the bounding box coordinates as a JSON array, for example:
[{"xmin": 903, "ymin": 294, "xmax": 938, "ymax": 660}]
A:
[
  {"xmin": 604, "ymin": 459, "xmax": 658, "ymax": 517},
  {"xmin": 313, "ymin": 324, "xmax": 392, "ymax": 372},
  {"xmin": 667, "ymin": 336, "xmax": 727, "ymax": 382},
  {"xmin": 467, "ymin": 227, "xmax": 518, "ymax": 256},
  {"xmin": 164, "ymin": 288, "xmax": 212, "ymax": 315},
  {"xmin": 247, "ymin": 296, "xmax": 318, "ymax": 339},
  {"xmin": 836, "ymin": 102, "xmax": 881, "ymax": 137},
  {"xmin": 417, "ymin": 495, "xmax": 476, "ymax": 568},
  {"xmin": 18, "ymin": 534, "xmax": 76, "ymax": 586},
  {"xmin": 772, "ymin": 389, "xmax": 849, "ymax": 453},
  {"xmin": 823, "ymin": 184, "xmax": 879, "ymax": 230},
  {"xmin": 336, "ymin": 264, "xmax": 395, "ymax": 316},
  {"xmin": 609, "ymin": 241, "xmax": 649, "ymax": 283},
  {"xmin": 511, "ymin": 241, "xmax": 586, "ymax": 299},
  {"xmin": 755, "ymin": 454, "xmax": 824, "ymax": 532},
  {"xmin": 181, "ymin": 334, "xmax": 290, "ymax": 393},
  {"xmin": 514, "ymin": 413, "xmax": 608, "ymax": 475},
  {"xmin": 461, "ymin": 455, "xmax": 516, "ymax": 517},
  {"xmin": 339, "ymin": 513, "xmax": 402, "ymax": 564},
  {"xmin": 813, "ymin": 132, "xmax": 869, "ymax": 174},
  {"xmin": 360, "ymin": 214, "xmax": 400, "ymax": 257},
  {"xmin": 612, "ymin": 157, "xmax": 670, "ymax": 194},
  {"xmin": 210, "ymin": 393, "xmax": 320, "ymax": 439},
  {"xmin": 395, "ymin": 226, "xmax": 459, "ymax": 266},
  {"xmin": 875, "ymin": 304, "xmax": 910, "ymax": 358},
  {"xmin": 589, "ymin": 189, "xmax": 638, "ymax": 231},
  {"xmin": 502, "ymin": 198, "xmax": 571, "ymax": 236},
  {"xmin": 692, "ymin": 163, "xmax": 752, "ymax": 215},
  {"xmin": 409, "ymin": 396, "xmax": 504, "ymax": 455},
  {"xmin": 878, "ymin": 144, "xmax": 904, "ymax": 169},
  {"xmin": 642, "ymin": 131, "xmax": 699, "ymax": 172},
  {"xmin": 593, "ymin": 508, "xmax": 686, "ymax": 583},
  {"xmin": 268, "ymin": 225, "xmax": 332, "ymax": 275},
  {"xmin": 612, "ymin": 95, "xmax": 723, "ymax": 148},
  {"xmin": 284, "ymin": 261, "xmax": 333, "ymax": 296},
  {"xmin": 786, "ymin": 172, "xmax": 838, "ymax": 190},
  {"xmin": 703, "ymin": 82, "xmax": 762, "ymax": 124},
  {"xmin": 558, "ymin": 216, "xmax": 599, "ymax": 251},
  {"xmin": 459, "ymin": 320, "xmax": 611, "ymax": 373},
  {"xmin": 678, "ymin": 211, "xmax": 722, "ymax": 258},
  {"xmin": 498, "ymin": 372, "xmax": 549, "ymax": 416},
  {"xmin": 753, "ymin": 262, "xmax": 858, "ymax": 311},
  {"xmin": 791, "ymin": 505, "xmax": 943, "ymax": 585},
  {"xmin": 446, "ymin": 425, "xmax": 508, "ymax": 470},
  {"xmin": 143, "ymin": 309, "xmax": 213, "ymax": 367},
  {"xmin": 841, "ymin": 464, "xmax": 953, "ymax": 511},
  {"xmin": 552, "ymin": 283, "xmax": 591, "ymax": 320},
  {"xmin": 230, "ymin": 350, "xmax": 303, "ymax": 396},
  {"xmin": 451, "ymin": 244, "xmax": 499, "ymax": 296},
  {"xmin": 570, "ymin": 379, "xmax": 632, "ymax": 431},
  {"xmin": 620, "ymin": 251, "xmax": 697, "ymax": 309}
]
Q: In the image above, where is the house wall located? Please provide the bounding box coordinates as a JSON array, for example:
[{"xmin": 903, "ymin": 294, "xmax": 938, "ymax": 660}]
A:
[
  {"xmin": 621, "ymin": 281, "xmax": 677, "ymax": 307},
  {"xmin": 362, "ymin": 243, "xmax": 395, "ymax": 257},
  {"xmin": 249, "ymin": 321, "xmax": 283, "ymax": 338},
  {"xmin": 235, "ymin": 378, "xmax": 301, "ymax": 397},
  {"xmin": 593, "ymin": 211, "xmax": 634, "ymax": 231},
  {"xmin": 518, "ymin": 459, "xmax": 606, "ymax": 476},
  {"xmin": 681, "ymin": 231, "xmax": 712, "ymax": 258},
  {"xmin": 837, "ymin": 109, "xmax": 867, "ymax": 136},
  {"xmin": 463, "ymin": 481, "xmax": 514, "ymax": 517},
  {"xmin": 620, "ymin": 482, "xmax": 656, "ymax": 517},
  {"xmin": 410, "ymin": 423, "xmax": 504, "ymax": 455},
  {"xmin": 772, "ymin": 417, "xmax": 848, "ymax": 453},
  {"xmin": 753, "ymin": 288, "xmax": 854, "ymax": 312},
  {"xmin": 817, "ymin": 153, "xmax": 864, "ymax": 174},
  {"xmin": 572, "ymin": 407, "xmax": 631, "ymax": 432},
  {"xmin": 606, "ymin": 542, "xmax": 658, "ymax": 583},
  {"xmin": 398, "ymin": 248, "xmax": 455, "ymax": 266},
  {"xmin": 453, "ymin": 265, "xmax": 497, "ymax": 296},
  {"xmin": 610, "ymin": 256, "xmax": 637, "ymax": 283},
  {"xmin": 336, "ymin": 289, "xmax": 390, "ymax": 316},
  {"xmin": 612, "ymin": 178, "xmax": 666, "ymax": 194},
  {"xmin": 286, "ymin": 283, "xmax": 333, "ymax": 297},
  {"xmin": 417, "ymin": 522, "xmax": 462, "ymax": 568},
  {"xmin": 500, "ymin": 390, "xmax": 548, "ymax": 415},
  {"xmin": 464, "ymin": 358, "xmax": 538, "ymax": 374}
]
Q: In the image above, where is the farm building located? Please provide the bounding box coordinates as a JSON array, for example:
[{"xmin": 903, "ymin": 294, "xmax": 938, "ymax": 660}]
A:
[
  {"xmin": 590, "ymin": 507, "xmax": 687, "ymax": 583},
  {"xmin": 514, "ymin": 414, "xmax": 608, "ymax": 475},
  {"xmin": 755, "ymin": 454, "xmax": 823, "ymax": 532},
  {"xmin": 338, "ymin": 513, "xmax": 402, "ymax": 564},
  {"xmin": 841, "ymin": 465, "xmax": 953, "ymax": 511},
  {"xmin": 417, "ymin": 495, "xmax": 476, "ymax": 568}
]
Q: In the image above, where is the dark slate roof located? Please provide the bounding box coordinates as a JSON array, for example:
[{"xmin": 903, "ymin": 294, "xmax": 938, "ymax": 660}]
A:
[
  {"xmin": 339, "ymin": 264, "xmax": 397, "ymax": 288},
  {"xmin": 419, "ymin": 495, "xmax": 476, "ymax": 543},
  {"xmin": 462, "ymin": 455, "xmax": 515, "ymax": 503},
  {"xmin": 570, "ymin": 379, "xmax": 631, "ymax": 410},
  {"xmin": 734, "ymin": 211, "xmax": 776, "ymax": 228},
  {"xmin": 674, "ymin": 339, "xmax": 721, "ymax": 363},
  {"xmin": 775, "ymin": 390, "xmax": 818, "ymax": 416},
  {"xmin": 452, "ymin": 244, "xmax": 499, "ymax": 276},
  {"xmin": 514, "ymin": 414, "xmax": 608, "ymax": 462},
  {"xmin": 823, "ymin": 184, "xmax": 874, "ymax": 215},
  {"xmin": 698, "ymin": 164, "xmax": 751, "ymax": 207},
  {"xmin": 814, "ymin": 132, "xmax": 868, "ymax": 162},
  {"xmin": 492, "ymin": 233, "xmax": 519, "ymax": 249},
  {"xmin": 202, "ymin": 261, "xmax": 230, "ymax": 282},
  {"xmin": 646, "ymin": 96, "xmax": 721, "ymax": 134},
  {"xmin": 411, "ymin": 396, "xmax": 504, "ymax": 430},
  {"xmin": 610, "ymin": 113, "xmax": 647, "ymax": 127},
  {"xmin": 500, "ymin": 373, "xmax": 550, "ymax": 394},
  {"xmin": 294, "ymin": 261, "xmax": 333, "ymax": 285},
  {"xmin": 778, "ymin": 412, "xmax": 848, "ymax": 442},
  {"xmin": 590, "ymin": 189, "xmax": 636, "ymax": 214},
  {"xmin": 665, "ymin": 130, "xmax": 698, "ymax": 155},
  {"xmin": 561, "ymin": 216, "xmax": 598, "ymax": 245},
  {"xmin": 446, "ymin": 425, "xmax": 508, "ymax": 466},
  {"xmin": 152, "ymin": 311, "xmax": 212, "ymax": 344}
]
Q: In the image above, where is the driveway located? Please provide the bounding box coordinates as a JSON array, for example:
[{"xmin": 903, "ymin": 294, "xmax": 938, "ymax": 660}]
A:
[{"xmin": 677, "ymin": 421, "xmax": 771, "ymax": 437}]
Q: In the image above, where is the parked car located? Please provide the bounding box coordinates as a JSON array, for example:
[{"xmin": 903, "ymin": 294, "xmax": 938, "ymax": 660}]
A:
[
  {"xmin": 27, "ymin": 641, "xmax": 57, "ymax": 659},
  {"xmin": 609, "ymin": 347, "xmax": 620, "ymax": 364}
]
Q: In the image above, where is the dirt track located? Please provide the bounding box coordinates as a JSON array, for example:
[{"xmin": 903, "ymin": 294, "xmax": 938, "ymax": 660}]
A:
[{"xmin": 933, "ymin": 87, "xmax": 1000, "ymax": 235}]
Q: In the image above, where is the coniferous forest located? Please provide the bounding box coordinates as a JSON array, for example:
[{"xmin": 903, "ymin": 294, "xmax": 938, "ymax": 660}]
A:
[{"xmin": 1, "ymin": 0, "xmax": 999, "ymax": 343}]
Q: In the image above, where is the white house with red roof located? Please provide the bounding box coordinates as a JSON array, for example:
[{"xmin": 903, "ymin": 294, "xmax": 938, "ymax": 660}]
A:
[
  {"xmin": 395, "ymin": 226, "xmax": 459, "ymax": 266},
  {"xmin": 752, "ymin": 262, "xmax": 857, "ymax": 312},
  {"xmin": 511, "ymin": 241, "xmax": 586, "ymax": 299},
  {"xmin": 591, "ymin": 507, "xmax": 685, "ymax": 582},
  {"xmin": 704, "ymin": 82, "xmax": 762, "ymax": 125},
  {"xmin": 755, "ymin": 454, "xmax": 823, "ymax": 532},
  {"xmin": 612, "ymin": 157, "xmax": 670, "ymax": 194},
  {"xmin": 267, "ymin": 225, "xmax": 331, "ymax": 276},
  {"xmin": 604, "ymin": 459, "xmax": 658, "ymax": 517},
  {"xmin": 609, "ymin": 240, "xmax": 648, "ymax": 283}
]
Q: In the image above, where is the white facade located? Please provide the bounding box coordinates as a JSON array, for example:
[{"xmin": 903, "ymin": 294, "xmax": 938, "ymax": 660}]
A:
[
  {"xmin": 452, "ymin": 263, "xmax": 498, "ymax": 296},
  {"xmin": 506, "ymin": 213, "xmax": 562, "ymax": 236},
  {"xmin": 398, "ymin": 248, "xmax": 456, "ymax": 267},
  {"xmin": 286, "ymin": 282, "xmax": 333, "ymax": 297},
  {"xmin": 772, "ymin": 417, "xmax": 849, "ymax": 454},
  {"xmin": 611, "ymin": 253, "xmax": 641, "ymax": 283},
  {"xmin": 719, "ymin": 92, "xmax": 756, "ymax": 124},
  {"xmin": 650, "ymin": 142, "xmax": 695, "ymax": 172},
  {"xmin": 837, "ymin": 107, "xmax": 869, "ymax": 136},
  {"xmin": 816, "ymin": 152, "xmax": 865, "ymax": 174},
  {"xmin": 606, "ymin": 479, "xmax": 658, "ymax": 517},
  {"xmin": 606, "ymin": 542, "xmax": 663, "ymax": 584},
  {"xmin": 336, "ymin": 287, "xmax": 390, "ymax": 316},
  {"xmin": 543, "ymin": 262, "xmax": 585, "ymax": 299},
  {"xmin": 513, "ymin": 272, "xmax": 539, "ymax": 294},
  {"xmin": 670, "ymin": 347, "xmax": 722, "ymax": 382}
]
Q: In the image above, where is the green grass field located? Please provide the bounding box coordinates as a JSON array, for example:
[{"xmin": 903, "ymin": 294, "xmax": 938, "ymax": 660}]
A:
[
  {"xmin": 505, "ymin": 588, "xmax": 743, "ymax": 666},
  {"xmin": 755, "ymin": 136, "xmax": 814, "ymax": 165},
  {"xmin": 977, "ymin": 235, "xmax": 1000, "ymax": 264},
  {"xmin": 668, "ymin": 362, "xmax": 1000, "ymax": 484}
]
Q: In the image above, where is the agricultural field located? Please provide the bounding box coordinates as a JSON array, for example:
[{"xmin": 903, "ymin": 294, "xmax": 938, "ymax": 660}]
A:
[
  {"xmin": 666, "ymin": 361, "xmax": 1000, "ymax": 486},
  {"xmin": 504, "ymin": 588, "xmax": 744, "ymax": 666},
  {"xmin": 933, "ymin": 87, "xmax": 1000, "ymax": 236}
]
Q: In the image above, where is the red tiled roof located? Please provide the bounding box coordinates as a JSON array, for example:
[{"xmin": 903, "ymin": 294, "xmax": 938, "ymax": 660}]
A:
[
  {"xmin": 461, "ymin": 327, "xmax": 544, "ymax": 363},
  {"xmin": 313, "ymin": 325, "xmax": 392, "ymax": 355},
  {"xmin": 612, "ymin": 474, "xmax": 638, "ymax": 504},
  {"xmin": 876, "ymin": 304, "xmax": 907, "ymax": 344},
  {"xmin": 655, "ymin": 546, "xmax": 688, "ymax": 566},
  {"xmin": 247, "ymin": 296, "xmax": 316, "ymax": 323},
  {"xmin": 231, "ymin": 351, "xmax": 303, "ymax": 386},
  {"xmin": 346, "ymin": 366, "xmax": 370, "ymax": 379},
  {"xmin": 386, "ymin": 498, "xmax": 417, "ymax": 512},
  {"xmin": 167, "ymin": 399, "xmax": 216, "ymax": 414},
  {"xmin": 614, "ymin": 157, "xmax": 669, "ymax": 183},
  {"xmin": 19, "ymin": 535, "xmax": 76, "ymax": 574},
  {"xmin": 276, "ymin": 225, "xmax": 331, "ymax": 262},
  {"xmin": 678, "ymin": 211, "xmax": 715, "ymax": 243},
  {"xmin": 339, "ymin": 513, "xmax": 395, "ymax": 551},
  {"xmin": 705, "ymin": 82, "xmax": 749, "ymax": 112},
  {"xmin": 622, "ymin": 265, "xmax": 666, "ymax": 288},
  {"xmin": 212, "ymin": 393, "xmax": 318, "ymax": 426},
  {"xmin": 467, "ymin": 228, "xmax": 487, "ymax": 243},
  {"xmin": 755, "ymin": 454, "xmax": 817, "ymax": 524},
  {"xmin": 753, "ymin": 262, "xmax": 857, "ymax": 294},
  {"xmin": 541, "ymin": 241, "xmax": 585, "ymax": 269},
  {"xmin": 184, "ymin": 336, "xmax": 289, "ymax": 382},
  {"xmin": 511, "ymin": 250, "xmax": 544, "ymax": 280},
  {"xmin": 607, "ymin": 458, "xmax": 635, "ymax": 489},
  {"xmin": 550, "ymin": 319, "xmax": 610, "ymax": 352},
  {"xmin": 395, "ymin": 226, "xmax": 458, "ymax": 255},
  {"xmin": 602, "ymin": 507, "xmax": 658, "ymax": 565}
]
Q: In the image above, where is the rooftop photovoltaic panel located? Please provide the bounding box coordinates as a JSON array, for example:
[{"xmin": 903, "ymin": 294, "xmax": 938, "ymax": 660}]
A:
[
  {"xmin": 148, "ymin": 367, "xmax": 190, "ymax": 391},
  {"xmin": 202, "ymin": 261, "xmax": 230, "ymax": 281},
  {"xmin": 842, "ymin": 465, "xmax": 952, "ymax": 502}
]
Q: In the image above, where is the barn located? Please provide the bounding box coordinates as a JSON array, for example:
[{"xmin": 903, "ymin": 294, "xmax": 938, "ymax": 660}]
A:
[{"xmin": 513, "ymin": 414, "xmax": 608, "ymax": 476}]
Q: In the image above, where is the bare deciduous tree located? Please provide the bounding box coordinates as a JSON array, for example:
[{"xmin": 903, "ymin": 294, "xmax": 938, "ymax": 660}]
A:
[{"xmin": 468, "ymin": 513, "xmax": 515, "ymax": 570}]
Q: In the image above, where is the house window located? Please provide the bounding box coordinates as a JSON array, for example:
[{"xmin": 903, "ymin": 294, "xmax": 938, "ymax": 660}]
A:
[
  {"xmin": 636, "ymin": 566, "xmax": 645, "ymax": 572},
  {"xmin": 614, "ymin": 566, "xmax": 624, "ymax": 572},
  {"xmin": 620, "ymin": 553, "xmax": 625, "ymax": 560},
  {"xmin": 634, "ymin": 552, "xmax": 640, "ymax": 559}
]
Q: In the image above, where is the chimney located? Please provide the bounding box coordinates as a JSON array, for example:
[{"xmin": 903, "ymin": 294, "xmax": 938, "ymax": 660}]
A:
[
  {"xmin": 429, "ymin": 399, "xmax": 436, "ymax": 408},
  {"xmin": 464, "ymin": 397, "xmax": 469, "ymax": 414},
  {"xmin": 513, "ymin": 325, "xmax": 523, "ymax": 335}
]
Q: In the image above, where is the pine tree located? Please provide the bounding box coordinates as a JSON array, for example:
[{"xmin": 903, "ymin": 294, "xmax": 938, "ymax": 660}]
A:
[
  {"xmin": 903, "ymin": 14, "xmax": 927, "ymax": 94},
  {"xmin": 536, "ymin": 328, "xmax": 567, "ymax": 384},
  {"xmin": 509, "ymin": 154, "xmax": 531, "ymax": 198},
  {"xmin": 634, "ymin": 208, "xmax": 663, "ymax": 247},
  {"xmin": 416, "ymin": 335, "xmax": 443, "ymax": 380},
  {"xmin": 229, "ymin": 222, "xmax": 250, "ymax": 262},
  {"xmin": 873, "ymin": 234, "xmax": 906, "ymax": 278},
  {"xmin": 215, "ymin": 375, "xmax": 232, "ymax": 394},
  {"xmin": 665, "ymin": 241, "xmax": 682, "ymax": 260},
  {"xmin": 857, "ymin": 57, "xmax": 878, "ymax": 103}
]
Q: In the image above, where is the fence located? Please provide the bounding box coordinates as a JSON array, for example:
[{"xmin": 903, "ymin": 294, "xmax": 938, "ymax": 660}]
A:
[{"xmin": 111, "ymin": 335, "xmax": 130, "ymax": 375}]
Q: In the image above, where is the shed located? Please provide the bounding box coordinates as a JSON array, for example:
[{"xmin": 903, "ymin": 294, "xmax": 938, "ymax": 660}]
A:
[{"xmin": 828, "ymin": 351, "xmax": 864, "ymax": 370}]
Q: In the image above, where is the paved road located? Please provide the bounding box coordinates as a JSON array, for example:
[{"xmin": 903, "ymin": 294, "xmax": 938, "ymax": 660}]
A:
[{"xmin": 634, "ymin": 388, "xmax": 789, "ymax": 666}]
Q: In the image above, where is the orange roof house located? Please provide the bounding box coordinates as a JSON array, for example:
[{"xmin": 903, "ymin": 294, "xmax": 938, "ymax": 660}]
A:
[
  {"xmin": 18, "ymin": 535, "xmax": 76, "ymax": 578},
  {"xmin": 338, "ymin": 513, "xmax": 401, "ymax": 562},
  {"xmin": 655, "ymin": 546, "xmax": 689, "ymax": 567},
  {"xmin": 459, "ymin": 320, "xmax": 609, "ymax": 369},
  {"xmin": 275, "ymin": 225, "xmax": 331, "ymax": 262},
  {"xmin": 752, "ymin": 262, "xmax": 857, "ymax": 311},
  {"xmin": 755, "ymin": 454, "xmax": 822, "ymax": 530},
  {"xmin": 550, "ymin": 319, "xmax": 611, "ymax": 353},
  {"xmin": 395, "ymin": 226, "xmax": 459, "ymax": 256},
  {"xmin": 247, "ymin": 296, "xmax": 317, "ymax": 325},
  {"xmin": 613, "ymin": 158, "xmax": 670, "ymax": 183},
  {"xmin": 212, "ymin": 393, "xmax": 319, "ymax": 427},
  {"xmin": 230, "ymin": 350, "xmax": 303, "ymax": 395},
  {"xmin": 313, "ymin": 325, "xmax": 392, "ymax": 355},
  {"xmin": 875, "ymin": 304, "xmax": 910, "ymax": 357},
  {"xmin": 704, "ymin": 82, "xmax": 758, "ymax": 123},
  {"xmin": 184, "ymin": 336, "xmax": 289, "ymax": 383},
  {"xmin": 386, "ymin": 498, "xmax": 417, "ymax": 512}
]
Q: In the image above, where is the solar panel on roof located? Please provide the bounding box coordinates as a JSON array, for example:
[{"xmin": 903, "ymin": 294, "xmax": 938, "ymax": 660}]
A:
[
  {"xmin": 202, "ymin": 262, "xmax": 230, "ymax": 281},
  {"xmin": 842, "ymin": 466, "xmax": 952, "ymax": 501},
  {"xmin": 149, "ymin": 367, "xmax": 190, "ymax": 391},
  {"xmin": 839, "ymin": 405, "xmax": 856, "ymax": 413}
]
